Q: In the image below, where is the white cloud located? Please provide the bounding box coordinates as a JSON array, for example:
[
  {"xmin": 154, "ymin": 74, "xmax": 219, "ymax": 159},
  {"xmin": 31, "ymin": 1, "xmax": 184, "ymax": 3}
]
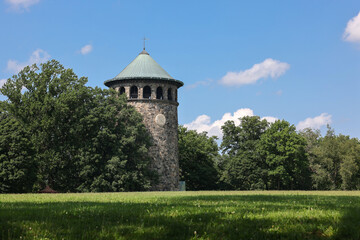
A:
[
  {"xmin": 275, "ymin": 90, "xmax": 283, "ymax": 96},
  {"xmin": 6, "ymin": 49, "xmax": 50, "ymax": 74},
  {"xmin": 80, "ymin": 44, "xmax": 93, "ymax": 55},
  {"xmin": 297, "ymin": 113, "xmax": 332, "ymax": 131},
  {"xmin": 184, "ymin": 108, "xmax": 277, "ymax": 139},
  {"xmin": 5, "ymin": 0, "xmax": 40, "ymax": 11},
  {"xmin": 219, "ymin": 58, "xmax": 290, "ymax": 87},
  {"xmin": 186, "ymin": 79, "xmax": 213, "ymax": 89},
  {"xmin": 262, "ymin": 116, "xmax": 278, "ymax": 124},
  {"xmin": 0, "ymin": 79, "xmax": 7, "ymax": 89},
  {"xmin": 343, "ymin": 12, "xmax": 360, "ymax": 43}
]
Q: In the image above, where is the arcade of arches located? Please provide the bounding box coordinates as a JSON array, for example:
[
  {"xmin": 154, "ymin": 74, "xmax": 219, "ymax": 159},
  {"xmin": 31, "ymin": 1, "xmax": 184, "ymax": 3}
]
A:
[{"xmin": 118, "ymin": 85, "xmax": 178, "ymax": 102}]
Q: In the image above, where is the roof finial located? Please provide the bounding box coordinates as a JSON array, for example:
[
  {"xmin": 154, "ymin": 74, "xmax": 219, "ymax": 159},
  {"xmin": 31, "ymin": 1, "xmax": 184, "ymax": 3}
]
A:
[{"xmin": 143, "ymin": 36, "xmax": 149, "ymax": 50}]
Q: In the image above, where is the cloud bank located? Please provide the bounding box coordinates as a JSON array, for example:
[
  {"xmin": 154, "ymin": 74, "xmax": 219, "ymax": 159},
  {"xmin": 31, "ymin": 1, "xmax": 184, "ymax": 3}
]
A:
[
  {"xmin": 297, "ymin": 113, "xmax": 332, "ymax": 131},
  {"xmin": 343, "ymin": 12, "xmax": 360, "ymax": 43},
  {"xmin": 185, "ymin": 109, "xmax": 332, "ymax": 138},
  {"xmin": 219, "ymin": 58, "xmax": 290, "ymax": 87},
  {"xmin": 6, "ymin": 0, "xmax": 40, "ymax": 11},
  {"xmin": 184, "ymin": 108, "xmax": 277, "ymax": 139},
  {"xmin": 80, "ymin": 44, "xmax": 93, "ymax": 55},
  {"xmin": 7, "ymin": 49, "xmax": 50, "ymax": 74}
]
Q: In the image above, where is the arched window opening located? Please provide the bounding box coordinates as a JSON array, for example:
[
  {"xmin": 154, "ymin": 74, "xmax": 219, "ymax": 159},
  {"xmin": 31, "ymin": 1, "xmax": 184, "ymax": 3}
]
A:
[
  {"xmin": 175, "ymin": 89, "xmax": 178, "ymax": 102},
  {"xmin": 130, "ymin": 86, "xmax": 138, "ymax": 99},
  {"xmin": 143, "ymin": 86, "xmax": 151, "ymax": 99},
  {"xmin": 167, "ymin": 88, "xmax": 172, "ymax": 101},
  {"xmin": 119, "ymin": 87, "xmax": 125, "ymax": 95},
  {"xmin": 156, "ymin": 87, "xmax": 163, "ymax": 100}
]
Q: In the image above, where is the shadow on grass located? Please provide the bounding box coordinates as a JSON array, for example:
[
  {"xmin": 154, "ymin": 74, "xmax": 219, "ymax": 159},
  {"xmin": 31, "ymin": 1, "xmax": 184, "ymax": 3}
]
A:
[
  {"xmin": 1, "ymin": 194, "xmax": 360, "ymax": 239},
  {"xmin": 334, "ymin": 206, "xmax": 360, "ymax": 240}
]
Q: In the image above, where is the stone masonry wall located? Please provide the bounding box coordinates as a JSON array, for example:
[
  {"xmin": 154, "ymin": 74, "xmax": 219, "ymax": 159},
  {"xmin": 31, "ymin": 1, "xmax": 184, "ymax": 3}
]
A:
[
  {"xmin": 128, "ymin": 100, "xmax": 179, "ymax": 191},
  {"xmin": 110, "ymin": 80, "xmax": 181, "ymax": 191}
]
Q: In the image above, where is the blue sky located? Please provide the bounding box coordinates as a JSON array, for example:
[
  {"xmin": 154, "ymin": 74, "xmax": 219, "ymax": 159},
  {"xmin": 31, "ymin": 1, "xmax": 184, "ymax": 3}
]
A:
[{"xmin": 0, "ymin": 0, "xmax": 359, "ymax": 139}]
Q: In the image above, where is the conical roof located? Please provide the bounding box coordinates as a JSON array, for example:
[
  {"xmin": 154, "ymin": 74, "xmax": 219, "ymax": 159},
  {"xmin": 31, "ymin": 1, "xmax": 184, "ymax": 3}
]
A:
[{"xmin": 105, "ymin": 49, "xmax": 183, "ymax": 87}]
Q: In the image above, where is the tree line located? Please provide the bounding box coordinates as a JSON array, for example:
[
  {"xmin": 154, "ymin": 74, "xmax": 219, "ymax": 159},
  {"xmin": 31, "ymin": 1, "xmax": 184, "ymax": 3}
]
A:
[
  {"xmin": 179, "ymin": 117, "xmax": 360, "ymax": 191},
  {"xmin": 0, "ymin": 60, "xmax": 156, "ymax": 193},
  {"xmin": 1, "ymin": 60, "xmax": 359, "ymax": 193}
]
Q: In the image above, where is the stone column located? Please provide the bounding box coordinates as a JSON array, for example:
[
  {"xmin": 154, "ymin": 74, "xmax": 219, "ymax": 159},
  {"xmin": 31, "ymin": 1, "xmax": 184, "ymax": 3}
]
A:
[
  {"xmin": 139, "ymin": 86, "xmax": 143, "ymax": 99},
  {"xmin": 164, "ymin": 87, "xmax": 168, "ymax": 100},
  {"xmin": 125, "ymin": 86, "xmax": 130, "ymax": 99},
  {"xmin": 151, "ymin": 84, "xmax": 156, "ymax": 99}
]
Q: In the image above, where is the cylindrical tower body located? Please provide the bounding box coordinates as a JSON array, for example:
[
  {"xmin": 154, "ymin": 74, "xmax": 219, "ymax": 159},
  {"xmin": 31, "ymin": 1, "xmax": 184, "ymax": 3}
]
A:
[{"xmin": 104, "ymin": 50, "xmax": 183, "ymax": 191}]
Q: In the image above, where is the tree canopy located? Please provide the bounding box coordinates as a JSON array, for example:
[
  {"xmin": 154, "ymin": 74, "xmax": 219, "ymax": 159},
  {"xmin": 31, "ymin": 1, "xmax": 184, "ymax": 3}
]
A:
[
  {"xmin": 1, "ymin": 61, "xmax": 360, "ymax": 192},
  {"xmin": 0, "ymin": 60, "xmax": 156, "ymax": 193},
  {"xmin": 301, "ymin": 126, "xmax": 360, "ymax": 190},
  {"xmin": 220, "ymin": 117, "xmax": 311, "ymax": 190},
  {"xmin": 258, "ymin": 120, "xmax": 310, "ymax": 190},
  {"xmin": 221, "ymin": 116, "xmax": 268, "ymax": 190},
  {"xmin": 178, "ymin": 126, "xmax": 220, "ymax": 190}
]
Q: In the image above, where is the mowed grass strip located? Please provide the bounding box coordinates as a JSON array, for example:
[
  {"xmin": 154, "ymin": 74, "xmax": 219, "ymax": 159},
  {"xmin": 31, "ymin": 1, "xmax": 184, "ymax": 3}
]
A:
[{"xmin": 1, "ymin": 191, "xmax": 360, "ymax": 240}]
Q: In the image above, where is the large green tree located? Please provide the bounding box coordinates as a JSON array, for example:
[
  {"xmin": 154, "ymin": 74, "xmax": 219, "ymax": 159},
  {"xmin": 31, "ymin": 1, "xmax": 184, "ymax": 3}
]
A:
[
  {"xmin": 0, "ymin": 60, "xmax": 155, "ymax": 192},
  {"xmin": 221, "ymin": 116, "xmax": 268, "ymax": 190},
  {"xmin": 178, "ymin": 126, "xmax": 220, "ymax": 190},
  {"xmin": 306, "ymin": 126, "xmax": 360, "ymax": 190},
  {"xmin": 259, "ymin": 120, "xmax": 311, "ymax": 190}
]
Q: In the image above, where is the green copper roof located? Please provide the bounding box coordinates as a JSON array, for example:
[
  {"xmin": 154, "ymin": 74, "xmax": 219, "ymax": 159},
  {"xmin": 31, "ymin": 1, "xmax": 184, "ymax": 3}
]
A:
[
  {"xmin": 104, "ymin": 49, "xmax": 183, "ymax": 87},
  {"xmin": 114, "ymin": 49, "xmax": 174, "ymax": 80}
]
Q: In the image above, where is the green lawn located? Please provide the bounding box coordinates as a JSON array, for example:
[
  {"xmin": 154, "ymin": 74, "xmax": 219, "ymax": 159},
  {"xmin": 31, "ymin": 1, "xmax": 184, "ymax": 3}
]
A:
[{"xmin": 1, "ymin": 191, "xmax": 360, "ymax": 240}]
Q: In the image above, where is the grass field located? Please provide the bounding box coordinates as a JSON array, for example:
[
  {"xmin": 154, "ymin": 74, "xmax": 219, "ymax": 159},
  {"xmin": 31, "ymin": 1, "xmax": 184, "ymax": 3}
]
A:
[{"xmin": 1, "ymin": 191, "xmax": 360, "ymax": 240}]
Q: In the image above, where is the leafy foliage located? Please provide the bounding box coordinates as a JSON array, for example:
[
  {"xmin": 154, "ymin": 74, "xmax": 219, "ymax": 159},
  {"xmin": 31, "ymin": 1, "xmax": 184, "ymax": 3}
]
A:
[
  {"xmin": 221, "ymin": 116, "xmax": 268, "ymax": 190},
  {"xmin": 0, "ymin": 111, "xmax": 36, "ymax": 193},
  {"xmin": 0, "ymin": 60, "xmax": 155, "ymax": 193},
  {"xmin": 178, "ymin": 126, "xmax": 220, "ymax": 190},
  {"xmin": 220, "ymin": 117, "xmax": 310, "ymax": 190},
  {"xmin": 259, "ymin": 120, "xmax": 310, "ymax": 190},
  {"xmin": 302, "ymin": 126, "xmax": 360, "ymax": 190},
  {"xmin": 1, "ymin": 60, "xmax": 360, "ymax": 193}
]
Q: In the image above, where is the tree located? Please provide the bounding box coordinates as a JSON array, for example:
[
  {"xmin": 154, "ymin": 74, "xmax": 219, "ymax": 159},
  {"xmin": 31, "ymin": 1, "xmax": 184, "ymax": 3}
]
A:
[
  {"xmin": 0, "ymin": 60, "xmax": 156, "ymax": 192},
  {"xmin": 0, "ymin": 110, "xmax": 37, "ymax": 193},
  {"xmin": 220, "ymin": 116, "xmax": 269, "ymax": 190},
  {"xmin": 178, "ymin": 126, "xmax": 220, "ymax": 190},
  {"xmin": 299, "ymin": 128, "xmax": 322, "ymax": 189},
  {"xmin": 308, "ymin": 126, "xmax": 360, "ymax": 190},
  {"xmin": 259, "ymin": 120, "xmax": 311, "ymax": 190},
  {"xmin": 338, "ymin": 135, "xmax": 360, "ymax": 190}
]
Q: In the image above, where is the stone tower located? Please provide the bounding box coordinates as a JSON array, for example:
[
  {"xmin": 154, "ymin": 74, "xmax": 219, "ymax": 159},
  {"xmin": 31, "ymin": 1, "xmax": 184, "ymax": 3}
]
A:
[{"xmin": 104, "ymin": 49, "xmax": 184, "ymax": 191}]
